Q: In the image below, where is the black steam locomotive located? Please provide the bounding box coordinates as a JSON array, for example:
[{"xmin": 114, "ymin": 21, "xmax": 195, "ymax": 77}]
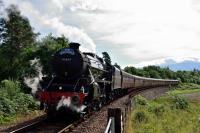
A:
[{"xmin": 39, "ymin": 43, "xmax": 179, "ymax": 115}]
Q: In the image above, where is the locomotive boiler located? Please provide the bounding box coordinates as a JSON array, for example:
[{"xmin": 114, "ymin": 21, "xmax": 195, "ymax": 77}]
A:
[{"xmin": 39, "ymin": 42, "xmax": 179, "ymax": 116}]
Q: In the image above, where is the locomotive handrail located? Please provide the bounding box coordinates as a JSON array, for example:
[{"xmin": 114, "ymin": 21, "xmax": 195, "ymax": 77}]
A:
[
  {"xmin": 45, "ymin": 76, "xmax": 55, "ymax": 89},
  {"xmin": 89, "ymin": 68, "xmax": 95, "ymax": 84},
  {"xmin": 88, "ymin": 64, "xmax": 108, "ymax": 72},
  {"xmin": 73, "ymin": 77, "xmax": 89, "ymax": 92}
]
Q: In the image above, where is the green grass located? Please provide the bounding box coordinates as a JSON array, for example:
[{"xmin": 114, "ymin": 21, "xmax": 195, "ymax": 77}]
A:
[
  {"xmin": 126, "ymin": 84, "xmax": 200, "ymax": 133},
  {"xmin": 0, "ymin": 110, "xmax": 44, "ymax": 128},
  {"xmin": 168, "ymin": 89, "xmax": 200, "ymax": 95},
  {"xmin": 127, "ymin": 97, "xmax": 200, "ymax": 133}
]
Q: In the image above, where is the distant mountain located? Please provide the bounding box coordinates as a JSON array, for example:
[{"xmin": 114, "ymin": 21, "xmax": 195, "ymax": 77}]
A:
[{"xmin": 160, "ymin": 60, "xmax": 200, "ymax": 71}]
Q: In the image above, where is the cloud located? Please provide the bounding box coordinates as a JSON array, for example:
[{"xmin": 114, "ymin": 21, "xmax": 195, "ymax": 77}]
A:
[
  {"xmin": 43, "ymin": 17, "xmax": 96, "ymax": 52},
  {"xmin": 134, "ymin": 57, "xmax": 200, "ymax": 68},
  {"xmin": 3, "ymin": 0, "xmax": 200, "ymax": 68},
  {"xmin": 3, "ymin": 0, "xmax": 96, "ymax": 52}
]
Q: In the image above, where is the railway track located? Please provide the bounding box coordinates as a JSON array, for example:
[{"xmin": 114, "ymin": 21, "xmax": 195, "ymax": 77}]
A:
[
  {"xmin": 56, "ymin": 110, "xmax": 95, "ymax": 133},
  {"xmin": 7, "ymin": 113, "xmax": 91, "ymax": 133},
  {"xmin": 5, "ymin": 114, "xmax": 77, "ymax": 133},
  {"xmin": 9, "ymin": 118, "xmax": 47, "ymax": 133}
]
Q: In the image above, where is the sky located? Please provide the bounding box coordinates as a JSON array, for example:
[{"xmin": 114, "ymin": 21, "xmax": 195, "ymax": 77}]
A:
[{"xmin": 2, "ymin": 0, "xmax": 200, "ymax": 68}]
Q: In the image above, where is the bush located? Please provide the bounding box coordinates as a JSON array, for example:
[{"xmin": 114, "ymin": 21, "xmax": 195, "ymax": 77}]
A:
[
  {"xmin": 0, "ymin": 79, "xmax": 20, "ymax": 99},
  {"xmin": 0, "ymin": 79, "xmax": 38, "ymax": 123},
  {"xmin": 148, "ymin": 103, "xmax": 165, "ymax": 116},
  {"xmin": 14, "ymin": 93, "xmax": 37, "ymax": 113},
  {"xmin": 134, "ymin": 95, "xmax": 148, "ymax": 106},
  {"xmin": 172, "ymin": 95, "xmax": 189, "ymax": 109},
  {"xmin": 134, "ymin": 110, "xmax": 148, "ymax": 123},
  {"xmin": 173, "ymin": 83, "xmax": 200, "ymax": 90},
  {"xmin": 0, "ymin": 97, "xmax": 16, "ymax": 115}
]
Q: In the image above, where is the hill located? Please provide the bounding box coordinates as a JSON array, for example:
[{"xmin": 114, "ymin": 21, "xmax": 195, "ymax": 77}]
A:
[{"xmin": 160, "ymin": 60, "xmax": 200, "ymax": 71}]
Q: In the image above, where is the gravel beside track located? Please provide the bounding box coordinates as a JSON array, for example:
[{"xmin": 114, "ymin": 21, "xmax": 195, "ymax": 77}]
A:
[
  {"xmin": 138, "ymin": 86, "xmax": 169, "ymax": 100},
  {"xmin": 183, "ymin": 92, "xmax": 200, "ymax": 101},
  {"xmin": 69, "ymin": 95, "xmax": 129, "ymax": 133}
]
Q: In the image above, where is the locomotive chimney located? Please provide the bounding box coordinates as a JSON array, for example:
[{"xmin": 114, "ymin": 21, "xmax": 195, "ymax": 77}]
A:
[{"xmin": 69, "ymin": 42, "xmax": 80, "ymax": 50}]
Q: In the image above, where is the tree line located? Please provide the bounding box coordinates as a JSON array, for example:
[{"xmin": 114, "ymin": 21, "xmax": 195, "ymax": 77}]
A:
[{"xmin": 124, "ymin": 66, "xmax": 200, "ymax": 84}]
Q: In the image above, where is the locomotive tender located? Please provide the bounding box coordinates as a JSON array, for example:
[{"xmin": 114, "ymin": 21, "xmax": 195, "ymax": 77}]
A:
[{"xmin": 39, "ymin": 43, "xmax": 179, "ymax": 115}]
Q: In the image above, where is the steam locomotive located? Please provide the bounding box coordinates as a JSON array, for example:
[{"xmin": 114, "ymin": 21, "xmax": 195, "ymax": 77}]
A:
[{"xmin": 39, "ymin": 43, "xmax": 179, "ymax": 115}]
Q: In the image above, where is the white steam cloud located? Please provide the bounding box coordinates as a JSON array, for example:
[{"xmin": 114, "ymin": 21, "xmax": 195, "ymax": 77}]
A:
[
  {"xmin": 56, "ymin": 96, "xmax": 86, "ymax": 113},
  {"xmin": 24, "ymin": 58, "xmax": 44, "ymax": 94},
  {"xmin": 43, "ymin": 17, "xmax": 96, "ymax": 53}
]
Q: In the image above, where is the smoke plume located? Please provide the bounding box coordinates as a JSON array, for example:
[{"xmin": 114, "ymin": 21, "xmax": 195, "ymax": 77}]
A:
[
  {"xmin": 24, "ymin": 58, "xmax": 44, "ymax": 94},
  {"xmin": 56, "ymin": 96, "xmax": 86, "ymax": 113}
]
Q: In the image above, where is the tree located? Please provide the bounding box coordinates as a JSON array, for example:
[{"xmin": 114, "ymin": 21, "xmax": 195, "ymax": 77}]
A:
[
  {"xmin": 36, "ymin": 34, "xmax": 69, "ymax": 76},
  {"xmin": 0, "ymin": 5, "xmax": 38, "ymax": 80},
  {"xmin": 1, "ymin": 5, "xmax": 37, "ymax": 50},
  {"xmin": 114, "ymin": 63, "xmax": 121, "ymax": 69},
  {"xmin": 124, "ymin": 66, "xmax": 137, "ymax": 74},
  {"xmin": 102, "ymin": 52, "xmax": 111, "ymax": 64}
]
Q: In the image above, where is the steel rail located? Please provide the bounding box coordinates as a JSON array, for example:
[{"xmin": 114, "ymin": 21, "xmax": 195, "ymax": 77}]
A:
[{"xmin": 10, "ymin": 118, "xmax": 46, "ymax": 133}]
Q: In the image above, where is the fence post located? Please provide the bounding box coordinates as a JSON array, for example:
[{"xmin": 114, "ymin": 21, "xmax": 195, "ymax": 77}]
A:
[
  {"xmin": 108, "ymin": 108, "xmax": 122, "ymax": 133},
  {"xmin": 111, "ymin": 117, "xmax": 115, "ymax": 133}
]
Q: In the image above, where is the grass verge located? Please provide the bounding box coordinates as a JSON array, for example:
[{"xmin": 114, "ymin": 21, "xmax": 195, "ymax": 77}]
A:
[{"xmin": 126, "ymin": 84, "xmax": 200, "ymax": 133}]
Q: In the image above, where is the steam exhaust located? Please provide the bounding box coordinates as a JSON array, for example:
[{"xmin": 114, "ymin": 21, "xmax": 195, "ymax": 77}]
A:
[{"xmin": 56, "ymin": 96, "xmax": 86, "ymax": 113}]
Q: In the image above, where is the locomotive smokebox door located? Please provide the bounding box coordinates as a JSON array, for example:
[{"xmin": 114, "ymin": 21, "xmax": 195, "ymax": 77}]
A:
[{"xmin": 52, "ymin": 42, "xmax": 88, "ymax": 79}]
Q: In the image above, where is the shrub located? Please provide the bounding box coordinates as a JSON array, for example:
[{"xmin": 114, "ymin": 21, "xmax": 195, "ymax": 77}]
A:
[
  {"xmin": 0, "ymin": 97, "xmax": 16, "ymax": 115},
  {"xmin": 134, "ymin": 110, "xmax": 148, "ymax": 123},
  {"xmin": 0, "ymin": 79, "xmax": 38, "ymax": 123},
  {"xmin": 172, "ymin": 95, "xmax": 189, "ymax": 109},
  {"xmin": 0, "ymin": 79, "xmax": 20, "ymax": 99},
  {"xmin": 134, "ymin": 95, "xmax": 148, "ymax": 106},
  {"xmin": 148, "ymin": 103, "xmax": 165, "ymax": 116},
  {"xmin": 173, "ymin": 83, "xmax": 200, "ymax": 90},
  {"xmin": 21, "ymin": 93, "xmax": 37, "ymax": 110},
  {"xmin": 14, "ymin": 93, "xmax": 37, "ymax": 113}
]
